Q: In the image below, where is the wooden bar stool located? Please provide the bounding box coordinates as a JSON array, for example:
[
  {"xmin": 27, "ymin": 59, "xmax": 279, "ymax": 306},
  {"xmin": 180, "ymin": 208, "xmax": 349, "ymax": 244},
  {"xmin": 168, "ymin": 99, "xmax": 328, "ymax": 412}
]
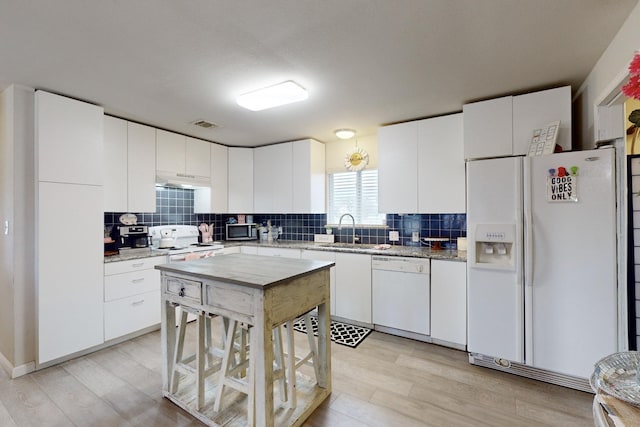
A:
[
  {"xmin": 213, "ymin": 319, "xmax": 288, "ymax": 423},
  {"xmin": 283, "ymin": 311, "xmax": 320, "ymax": 410},
  {"xmin": 170, "ymin": 307, "xmax": 227, "ymax": 410}
]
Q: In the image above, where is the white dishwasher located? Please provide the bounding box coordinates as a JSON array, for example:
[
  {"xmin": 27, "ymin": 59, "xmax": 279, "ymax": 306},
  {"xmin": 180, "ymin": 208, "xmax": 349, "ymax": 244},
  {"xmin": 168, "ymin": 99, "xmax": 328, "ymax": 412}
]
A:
[{"xmin": 372, "ymin": 256, "xmax": 430, "ymax": 337}]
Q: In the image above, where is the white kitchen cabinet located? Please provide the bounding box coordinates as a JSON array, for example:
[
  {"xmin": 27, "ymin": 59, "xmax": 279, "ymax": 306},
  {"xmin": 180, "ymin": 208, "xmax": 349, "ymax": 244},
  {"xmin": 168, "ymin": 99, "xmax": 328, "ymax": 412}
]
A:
[
  {"xmin": 463, "ymin": 86, "xmax": 571, "ymax": 159},
  {"xmin": 301, "ymin": 250, "xmax": 336, "ymax": 316},
  {"xmin": 36, "ymin": 90, "xmax": 104, "ymax": 185},
  {"xmin": 38, "ymin": 182, "xmax": 104, "ymax": 364},
  {"xmin": 463, "ymin": 95, "xmax": 513, "ymax": 160},
  {"xmin": 156, "ymin": 129, "xmax": 185, "ymax": 175},
  {"xmin": 194, "ymin": 142, "xmax": 228, "ymax": 213},
  {"xmin": 256, "ymin": 246, "xmax": 301, "ymax": 259},
  {"xmin": 292, "ymin": 139, "xmax": 326, "ymax": 213},
  {"xmin": 512, "ymin": 86, "xmax": 571, "ymax": 154},
  {"xmin": 228, "ymin": 147, "xmax": 254, "ymax": 213},
  {"xmin": 103, "ymin": 116, "xmax": 128, "ymax": 211},
  {"xmin": 430, "ymin": 259, "xmax": 467, "ymax": 349},
  {"xmin": 185, "ymin": 136, "xmax": 211, "ymax": 178},
  {"xmin": 156, "ymin": 129, "xmax": 210, "ymax": 184},
  {"xmin": 254, "ymin": 143, "xmax": 293, "ymax": 213},
  {"xmin": 104, "ymin": 291, "xmax": 161, "ymax": 341},
  {"xmin": 378, "ymin": 121, "xmax": 418, "ymax": 213},
  {"xmin": 240, "ymin": 245, "xmax": 258, "ymax": 255},
  {"xmin": 417, "ymin": 113, "xmax": 465, "ymax": 213},
  {"xmin": 104, "ymin": 118, "xmax": 156, "ymax": 213},
  {"xmin": 335, "ymin": 252, "xmax": 372, "ymax": 324},
  {"xmin": 127, "ymin": 122, "xmax": 156, "ymax": 212},
  {"xmin": 379, "ymin": 115, "xmax": 465, "ymax": 214},
  {"xmin": 216, "ymin": 246, "xmax": 241, "ymax": 255},
  {"xmin": 35, "ymin": 91, "xmax": 105, "ymax": 365},
  {"xmin": 103, "ymin": 257, "xmax": 164, "ymax": 341}
]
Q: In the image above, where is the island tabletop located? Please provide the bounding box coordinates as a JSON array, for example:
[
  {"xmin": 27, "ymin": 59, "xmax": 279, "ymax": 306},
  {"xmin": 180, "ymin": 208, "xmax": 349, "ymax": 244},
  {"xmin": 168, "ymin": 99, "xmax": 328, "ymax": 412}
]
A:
[{"xmin": 157, "ymin": 253, "xmax": 334, "ymax": 427}]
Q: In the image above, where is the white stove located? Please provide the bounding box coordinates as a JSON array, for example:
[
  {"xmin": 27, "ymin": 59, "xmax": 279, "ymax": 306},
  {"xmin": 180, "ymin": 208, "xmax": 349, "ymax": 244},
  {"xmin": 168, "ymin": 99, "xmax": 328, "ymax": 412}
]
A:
[{"xmin": 149, "ymin": 225, "xmax": 224, "ymax": 260}]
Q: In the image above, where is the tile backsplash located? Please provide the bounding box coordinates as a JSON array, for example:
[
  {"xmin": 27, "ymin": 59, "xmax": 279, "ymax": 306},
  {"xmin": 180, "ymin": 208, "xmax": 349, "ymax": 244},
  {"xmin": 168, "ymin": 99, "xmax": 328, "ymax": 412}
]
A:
[{"xmin": 105, "ymin": 187, "xmax": 466, "ymax": 247}]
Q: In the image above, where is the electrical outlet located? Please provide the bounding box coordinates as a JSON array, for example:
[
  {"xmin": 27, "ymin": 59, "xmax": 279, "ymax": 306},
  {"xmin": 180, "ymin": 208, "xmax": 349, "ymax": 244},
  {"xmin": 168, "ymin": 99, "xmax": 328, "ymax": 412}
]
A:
[
  {"xmin": 389, "ymin": 231, "xmax": 399, "ymax": 242},
  {"xmin": 412, "ymin": 231, "xmax": 419, "ymax": 242}
]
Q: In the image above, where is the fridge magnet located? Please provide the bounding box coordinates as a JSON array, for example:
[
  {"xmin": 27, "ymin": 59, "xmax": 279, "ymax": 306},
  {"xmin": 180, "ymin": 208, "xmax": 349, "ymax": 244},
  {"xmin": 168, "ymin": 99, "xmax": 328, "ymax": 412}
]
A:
[{"xmin": 546, "ymin": 166, "xmax": 578, "ymax": 202}]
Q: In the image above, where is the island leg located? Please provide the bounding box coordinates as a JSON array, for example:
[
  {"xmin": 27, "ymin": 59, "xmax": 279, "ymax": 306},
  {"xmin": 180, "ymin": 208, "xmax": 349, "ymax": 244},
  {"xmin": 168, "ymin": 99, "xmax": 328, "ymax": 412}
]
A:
[
  {"xmin": 316, "ymin": 300, "xmax": 331, "ymax": 390},
  {"xmin": 161, "ymin": 295, "xmax": 176, "ymax": 394},
  {"xmin": 252, "ymin": 308, "xmax": 275, "ymax": 427}
]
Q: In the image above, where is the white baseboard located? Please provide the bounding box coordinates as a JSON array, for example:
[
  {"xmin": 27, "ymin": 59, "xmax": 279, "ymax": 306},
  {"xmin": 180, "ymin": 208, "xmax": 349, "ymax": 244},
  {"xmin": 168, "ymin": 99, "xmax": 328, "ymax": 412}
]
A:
[{"xmin": 0, "ymin": 350, "xmax": 35, "ymax": 378}]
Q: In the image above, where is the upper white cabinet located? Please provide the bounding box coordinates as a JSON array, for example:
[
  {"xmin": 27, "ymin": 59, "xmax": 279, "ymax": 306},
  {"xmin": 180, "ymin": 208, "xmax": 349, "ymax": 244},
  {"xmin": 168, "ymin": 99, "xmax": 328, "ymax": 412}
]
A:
[
  {"xmin": 127, "ymin": 122, "xmax": 156, "ymax": 212},
  {"xmin": 103, "ymin": 117, "xmax": 157, "ymax": 213},
  {"xmin": 512, "ymin": 86, "xmax": 571, "ymax": 154},
  {"xmin": 254, "ymin": 142, "xmax": 294, "ymax": 213},
  {"xmin": 253, "ymin": 139, "xmax": 325, "ymax": 214},
  {"xmin": 464, "ymin": 86, "xmax": 571, "ymax": 159},
  {"xmin": 292, "ymin": 139, "xmax": 326, "ymax": 213},
  {"xmin": 379, "ymin": 115, "xmax": 465, "ymax": 213},
  {"xmin": 156, "ymin": 129, "xmax": 210, "ymax": 185},
  {"xmin": 463, "ymin": 95, "xmax": 513, "ymax": 160},
  {"xmin": 228, "ymin": 147, "xmax": 254, "ymax": 213},
  {"xmin": 36, "ymin": 90, "xmax": 103, "ymax": 185},
  {"xmin": 103, "ymin": 116, "xmax": 128, "ymax": 211},
  {"xmin": 194, "ymin": 142, "xmax": 228, "ymax": 213},
  {"xmin": 378, "ymin": 121, "xmax": 419, "ymax": 213},
  {"xmin": 418, "ymin": 113, "xmax": 465, "ymax": 213}
]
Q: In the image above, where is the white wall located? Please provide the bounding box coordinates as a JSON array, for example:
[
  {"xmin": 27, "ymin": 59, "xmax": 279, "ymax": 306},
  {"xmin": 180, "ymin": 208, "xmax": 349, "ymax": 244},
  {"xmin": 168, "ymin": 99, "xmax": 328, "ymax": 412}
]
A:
[
  {"xmin": 0, "ymin": 85, "xmax": 35, "ymax": 376},
  {"xmin": 325, "ymin": 133, "xmax": 378, "ymax": 174},
  {"xmin": 575, "ymin": 1, "xmax": 640, "ymax": 148}
]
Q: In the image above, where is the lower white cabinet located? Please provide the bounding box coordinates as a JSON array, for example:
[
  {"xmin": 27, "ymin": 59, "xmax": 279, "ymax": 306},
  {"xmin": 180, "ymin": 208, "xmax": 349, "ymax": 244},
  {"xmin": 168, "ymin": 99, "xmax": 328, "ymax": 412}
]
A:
[
  {"xmin": 216, "ymin": 246, "xmax": 241, "ymax": 255},
  {"xmin": 430, "ymin": 259, "xmax": 467, "ymax": 348},
  {"xmin": 301, "ymin": 250, "xmax": 336, "ymax": 316},
  {"xmin": 103, "ymin": 257, "xmax": 164, "ymax": 341},
  {"xmin": 256, "ymin": 247, "xmax": 301, "ymax": 259},
  {"xmin": 240, "ymin": 246, "xmax": 258, "ymax": 255},
  {"xmin": 335, "ymin": 253, "xmax": 372, "ymax": 324}
]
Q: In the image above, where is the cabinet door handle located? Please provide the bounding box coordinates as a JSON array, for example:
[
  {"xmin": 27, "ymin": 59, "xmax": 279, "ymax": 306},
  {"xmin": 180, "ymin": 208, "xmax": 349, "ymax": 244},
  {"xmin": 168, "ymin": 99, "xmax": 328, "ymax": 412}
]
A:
[
  {"xmin": 132, "ymin": 263, "xmax": 144, "ymax": 268},
  {"xmin": 131, "ymin": 278, "xmax": 145, "ymax": 284},
  {"xmin": 132, "ymin": 299, "xmax": 145, "ymax": 306},
  {"xmin": 179, "ymin": 287, "xmax": 185, "ymax": 297}
]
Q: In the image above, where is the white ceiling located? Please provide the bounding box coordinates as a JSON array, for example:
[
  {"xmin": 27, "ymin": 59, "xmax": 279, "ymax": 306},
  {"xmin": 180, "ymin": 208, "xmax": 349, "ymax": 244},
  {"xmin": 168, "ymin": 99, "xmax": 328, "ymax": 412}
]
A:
[{"xmin": 1, "ymin": 1, "xmax": 637, "ymax": 147}]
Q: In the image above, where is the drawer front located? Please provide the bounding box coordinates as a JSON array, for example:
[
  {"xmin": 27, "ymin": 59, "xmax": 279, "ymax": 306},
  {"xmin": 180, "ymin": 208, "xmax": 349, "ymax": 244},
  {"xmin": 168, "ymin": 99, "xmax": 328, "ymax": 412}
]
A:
[
  {"xmin": 104, "ymin": 269, "xmax": 160, "ymax": 302},
  {"xmin": 203, "ymin": 281, "xmax": 255, "ymax": 323},
  {"xmin": 104, "ymin": 290, "xmax": 161, "ymax": 341},
  {"xmin": 165, "ymin": 277, "xmax": 202, "ymax": 304},
  {"xmin": 104, "ymin": 256, "xmax": 166, "ymax": 276}
]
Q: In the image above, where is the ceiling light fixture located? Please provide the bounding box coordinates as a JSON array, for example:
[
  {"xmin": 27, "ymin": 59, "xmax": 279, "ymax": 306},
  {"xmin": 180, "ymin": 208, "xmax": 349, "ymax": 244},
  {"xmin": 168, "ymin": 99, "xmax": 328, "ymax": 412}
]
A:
[
  {"xmin": 236, "ymin": 80, "xmax": 308, "ymax": 111},
  {"xmin": 335, "ymin": 129, "xmax": 356, "ymax": 139}
]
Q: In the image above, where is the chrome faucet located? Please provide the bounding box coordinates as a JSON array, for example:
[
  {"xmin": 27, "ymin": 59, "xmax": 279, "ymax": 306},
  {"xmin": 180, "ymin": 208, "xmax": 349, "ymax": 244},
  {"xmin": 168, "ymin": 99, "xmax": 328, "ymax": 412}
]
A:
[{"xmin": 338, "ymin": 213, "xmax": 356, "ymax": 244}]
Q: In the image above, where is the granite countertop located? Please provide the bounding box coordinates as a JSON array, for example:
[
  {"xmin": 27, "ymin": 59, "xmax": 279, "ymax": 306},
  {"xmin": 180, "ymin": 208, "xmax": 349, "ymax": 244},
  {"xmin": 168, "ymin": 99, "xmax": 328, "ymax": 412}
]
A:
[
  {"xmin": 103, "ymin": 249, "xmax": 168, "ymax": 263},
  {"xmin": 225, "ymin": 240, "xmax": 467, "ymax": 262},
  {"xmin": 104, "ymin": 240, "xmax": 467, "ymax": 263},
  {"xmin": 155, "ymin": 253, "xmax": 334, "ymax": 289}
]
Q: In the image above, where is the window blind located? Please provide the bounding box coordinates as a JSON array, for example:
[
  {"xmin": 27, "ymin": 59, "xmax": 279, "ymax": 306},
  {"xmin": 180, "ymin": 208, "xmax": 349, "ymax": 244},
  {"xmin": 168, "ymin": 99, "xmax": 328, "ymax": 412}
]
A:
[{"xmin": 328, "ymin": 170, "xmax": 385, "ymax": 225}]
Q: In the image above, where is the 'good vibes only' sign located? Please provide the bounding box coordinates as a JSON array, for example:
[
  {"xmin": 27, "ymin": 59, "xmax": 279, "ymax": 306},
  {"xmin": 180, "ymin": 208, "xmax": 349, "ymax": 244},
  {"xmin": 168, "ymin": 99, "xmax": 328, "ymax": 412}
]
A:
[{"xmin": 547, "ymin": 166, "xmax": 578, "ymax": 202}]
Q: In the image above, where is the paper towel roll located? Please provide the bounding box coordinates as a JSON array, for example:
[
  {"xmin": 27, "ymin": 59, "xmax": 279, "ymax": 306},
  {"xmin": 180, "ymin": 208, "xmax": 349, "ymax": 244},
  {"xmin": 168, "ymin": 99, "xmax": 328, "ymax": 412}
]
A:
[{"xmin": 457, "ymin": 237, "xmax": 467, "ymax": 251}]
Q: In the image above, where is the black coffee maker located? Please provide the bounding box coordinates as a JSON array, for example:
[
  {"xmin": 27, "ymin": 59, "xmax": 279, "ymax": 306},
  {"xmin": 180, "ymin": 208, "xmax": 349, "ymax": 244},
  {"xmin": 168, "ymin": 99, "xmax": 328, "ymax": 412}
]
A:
[{"xmin": 110, "ymin": 225, "xmax": 151, "ymax": 249}]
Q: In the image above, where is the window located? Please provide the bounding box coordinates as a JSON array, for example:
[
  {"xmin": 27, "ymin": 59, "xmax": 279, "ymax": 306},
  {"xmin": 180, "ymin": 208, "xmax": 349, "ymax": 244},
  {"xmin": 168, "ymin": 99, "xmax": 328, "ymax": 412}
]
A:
[{"xmin": 327, "ymin": 170, "xmax": 385, "ymax": 225}]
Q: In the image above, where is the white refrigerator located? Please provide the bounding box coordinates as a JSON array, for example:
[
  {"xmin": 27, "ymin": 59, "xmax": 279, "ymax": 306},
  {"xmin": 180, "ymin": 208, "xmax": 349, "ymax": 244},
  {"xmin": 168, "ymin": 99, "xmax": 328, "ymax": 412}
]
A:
[{"xmin": 466, "ymin": 148, "xmax": 618, "ymax": 382}]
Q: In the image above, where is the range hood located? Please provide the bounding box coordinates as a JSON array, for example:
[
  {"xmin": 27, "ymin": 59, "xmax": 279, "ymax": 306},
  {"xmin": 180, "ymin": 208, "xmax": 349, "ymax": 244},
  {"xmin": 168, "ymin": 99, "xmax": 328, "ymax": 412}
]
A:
[{"xmin": 156, "ymin": 171, "xmax": 210, "ymax": 188}]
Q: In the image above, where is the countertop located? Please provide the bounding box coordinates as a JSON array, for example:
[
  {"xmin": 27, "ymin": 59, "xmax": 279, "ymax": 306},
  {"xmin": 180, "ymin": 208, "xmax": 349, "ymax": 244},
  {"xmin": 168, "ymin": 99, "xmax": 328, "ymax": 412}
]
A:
[
  {"xmin": 104, "ymin": 240, "xmax": 467, "ymax": 263},
  {"xmin": 229, "ymin": 240, "xmax": 468, "ymax": 261},
  {"xmin": 155, "ymin": 253, "xmax": 335, "ymax": 289}
]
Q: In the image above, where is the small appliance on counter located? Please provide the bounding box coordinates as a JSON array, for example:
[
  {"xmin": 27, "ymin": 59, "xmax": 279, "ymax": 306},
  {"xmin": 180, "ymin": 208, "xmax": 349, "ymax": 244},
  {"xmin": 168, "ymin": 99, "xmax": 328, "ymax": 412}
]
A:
[
  {"xmin": 110, "ymin": 224, "xmax": 151, "ymax": 255},
  {"xmin": 226, "ymin": 223, "xmax": 257, "ymax": 241}
]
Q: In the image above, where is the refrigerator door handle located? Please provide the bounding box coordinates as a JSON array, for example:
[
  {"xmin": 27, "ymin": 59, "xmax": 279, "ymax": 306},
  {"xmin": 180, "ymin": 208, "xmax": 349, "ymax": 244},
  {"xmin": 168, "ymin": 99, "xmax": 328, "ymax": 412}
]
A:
[{"xmin": 523, "ymin": 158, "xmax": 533, "ymax": 288}]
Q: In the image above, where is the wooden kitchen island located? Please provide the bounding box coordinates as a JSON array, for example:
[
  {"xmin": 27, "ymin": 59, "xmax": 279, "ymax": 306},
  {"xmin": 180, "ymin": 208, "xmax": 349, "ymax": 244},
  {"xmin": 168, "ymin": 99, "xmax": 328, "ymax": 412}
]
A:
[{"xmin": 156, "ymin": 253, "xmax": 334, "ymax": 427}]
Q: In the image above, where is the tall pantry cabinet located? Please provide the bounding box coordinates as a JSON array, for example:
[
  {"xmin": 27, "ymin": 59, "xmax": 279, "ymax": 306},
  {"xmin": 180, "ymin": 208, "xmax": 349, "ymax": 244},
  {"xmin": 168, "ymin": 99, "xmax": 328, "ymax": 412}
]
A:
[{"xmin": 35, "ymin": 91, "xmax": 105, "ymax": 365}]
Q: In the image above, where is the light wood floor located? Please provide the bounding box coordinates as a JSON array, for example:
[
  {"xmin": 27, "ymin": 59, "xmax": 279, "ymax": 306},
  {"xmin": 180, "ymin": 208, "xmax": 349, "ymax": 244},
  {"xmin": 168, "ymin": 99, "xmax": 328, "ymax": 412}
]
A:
[{"xmin": 0, "ymin": 320, "xmax": 594, "ymax": 426}]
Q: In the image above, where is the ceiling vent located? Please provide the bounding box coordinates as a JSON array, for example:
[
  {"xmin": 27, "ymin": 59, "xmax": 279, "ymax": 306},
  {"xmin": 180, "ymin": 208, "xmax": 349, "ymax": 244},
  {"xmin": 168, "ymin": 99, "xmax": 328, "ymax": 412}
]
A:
[{"xmin": 191, "ymin": 119, "xmax": 218, "ymax": 129}]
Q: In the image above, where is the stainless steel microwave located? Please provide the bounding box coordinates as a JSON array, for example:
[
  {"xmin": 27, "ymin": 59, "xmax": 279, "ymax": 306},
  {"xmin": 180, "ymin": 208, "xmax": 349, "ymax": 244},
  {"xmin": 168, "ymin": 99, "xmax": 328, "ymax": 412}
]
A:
[{"xmin": 226, "ymin": 223, "xmax": 257, "ymax": 240}]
